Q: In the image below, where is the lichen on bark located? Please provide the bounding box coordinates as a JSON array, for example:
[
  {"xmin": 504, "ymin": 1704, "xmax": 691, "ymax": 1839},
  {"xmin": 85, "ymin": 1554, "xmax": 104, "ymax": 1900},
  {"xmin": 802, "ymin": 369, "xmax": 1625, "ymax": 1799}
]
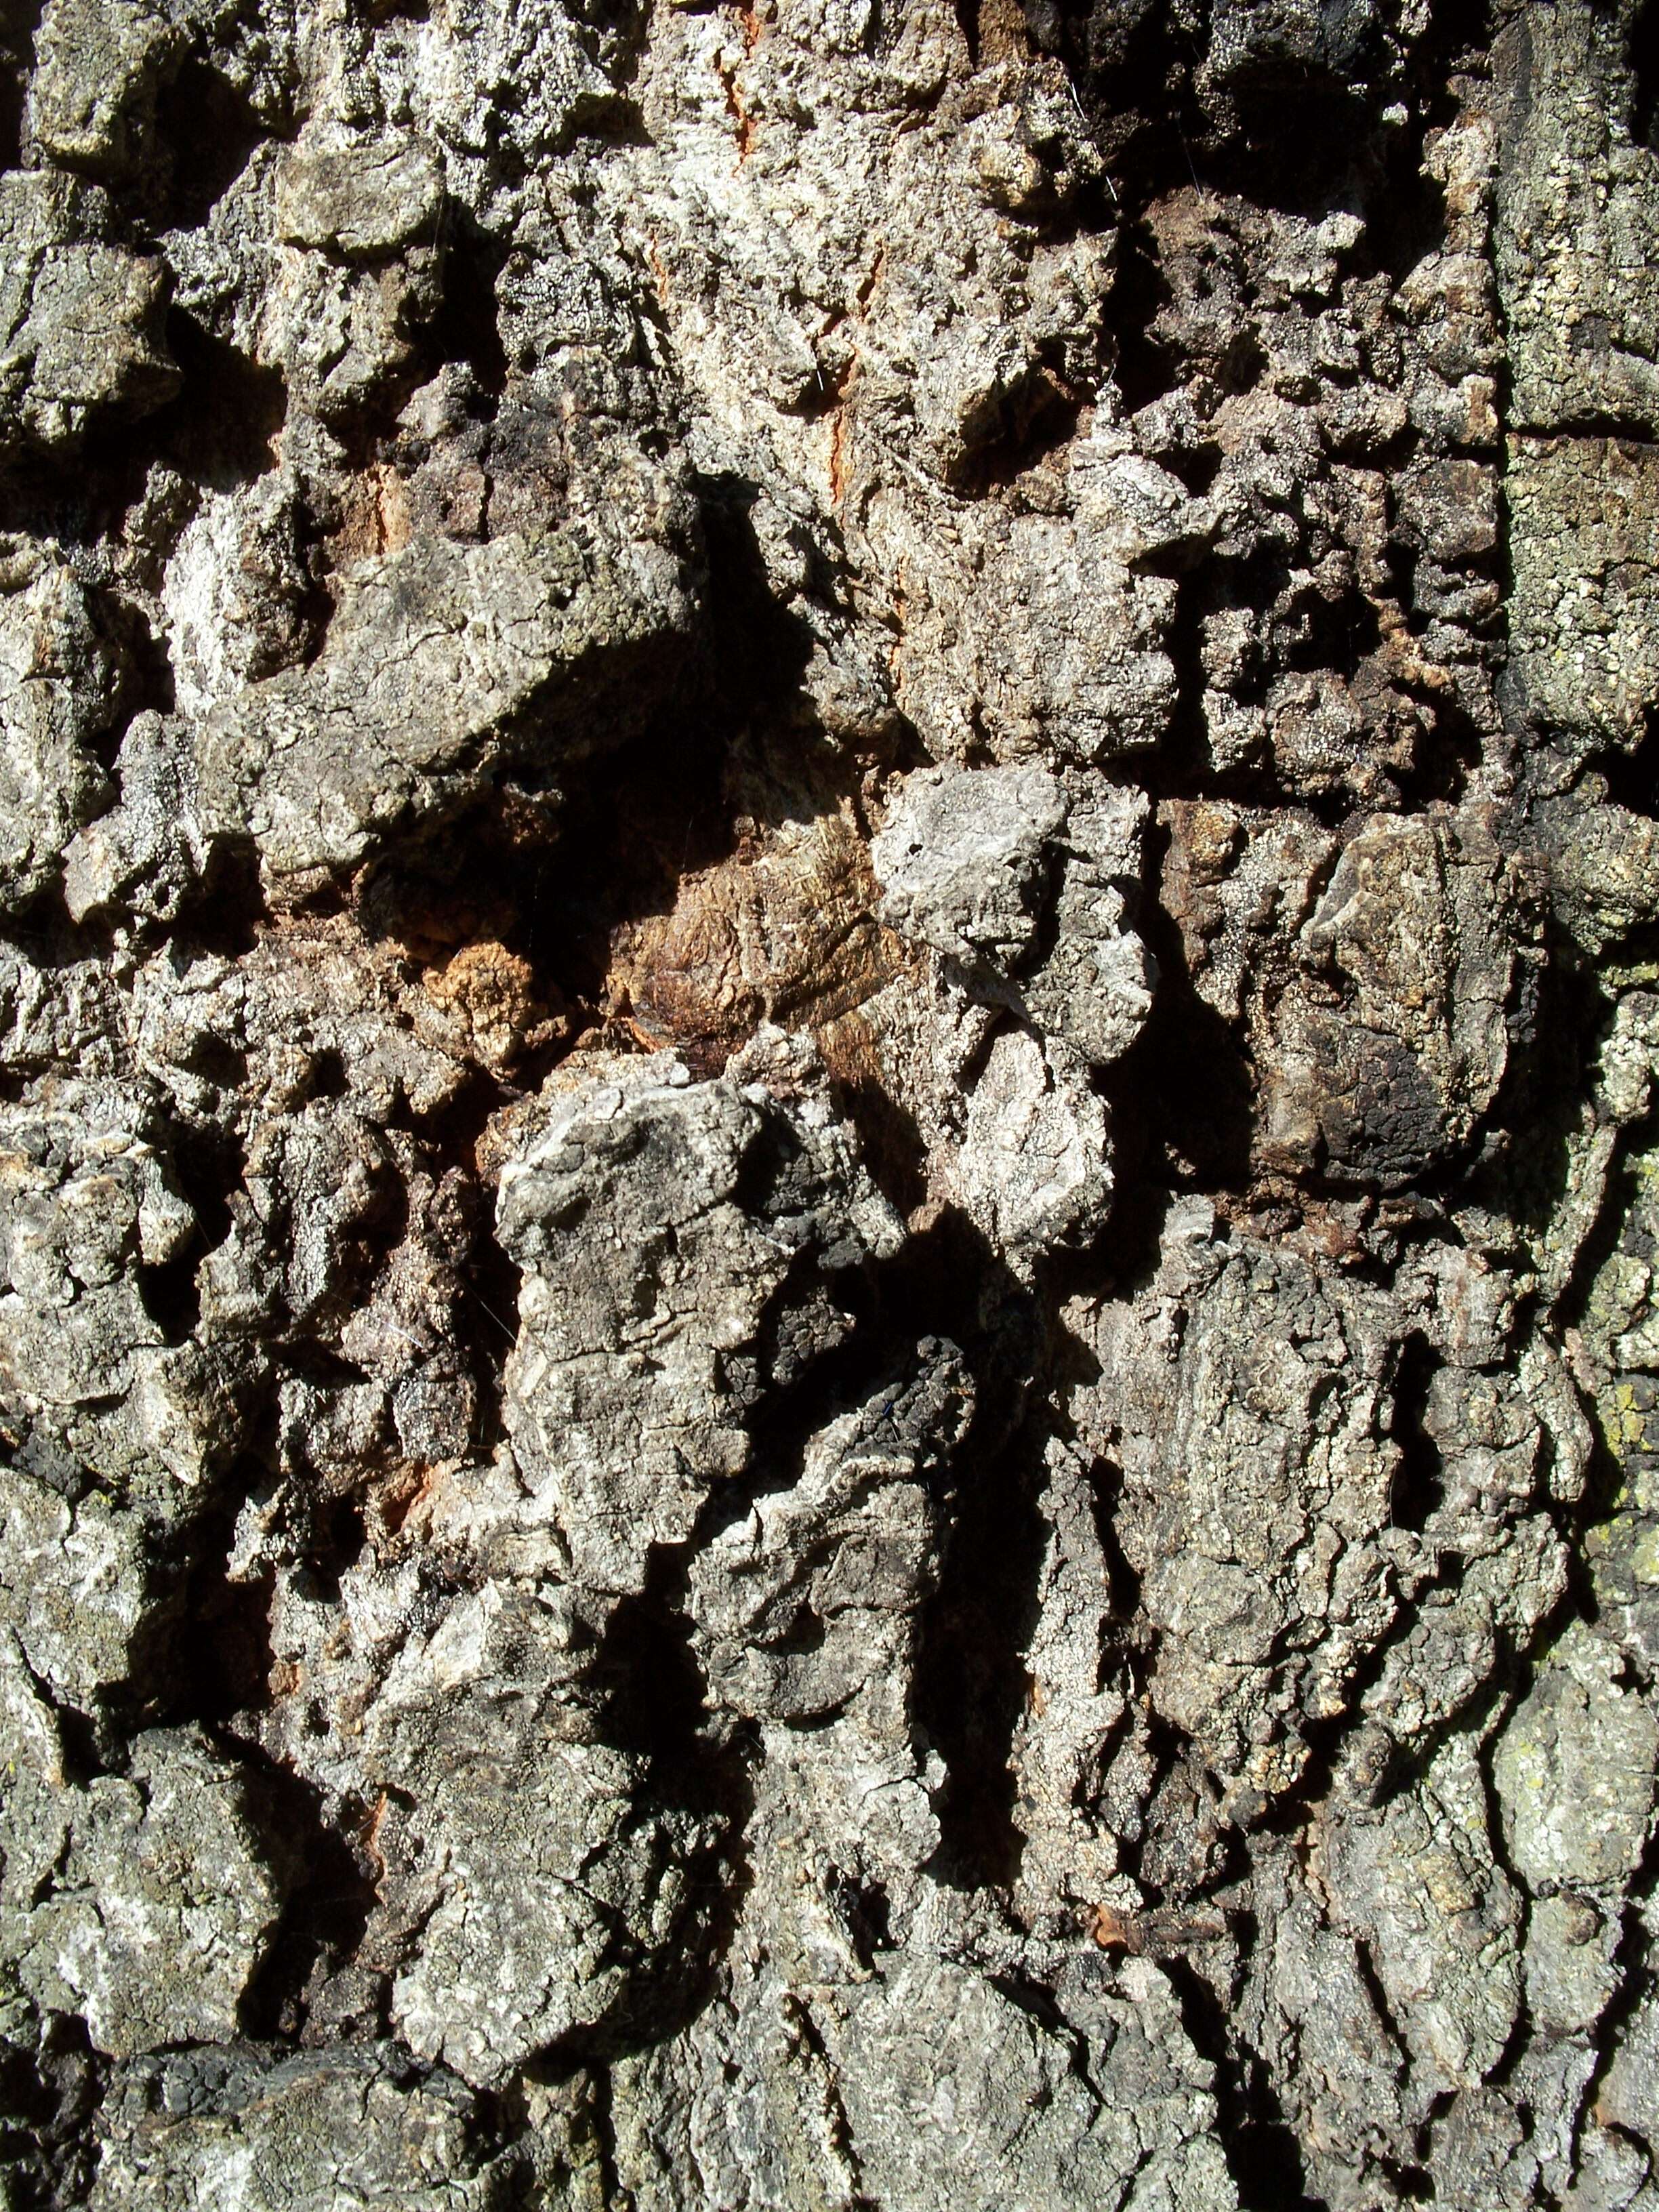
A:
[{"xmin": 0, "ymin": 0, "xmax": 1656, "ymax": 2205}]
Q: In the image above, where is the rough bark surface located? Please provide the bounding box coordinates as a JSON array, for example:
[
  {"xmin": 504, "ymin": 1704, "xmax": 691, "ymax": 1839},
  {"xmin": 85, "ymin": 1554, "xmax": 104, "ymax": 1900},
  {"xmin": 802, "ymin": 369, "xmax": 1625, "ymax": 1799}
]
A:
[{"xmin": 0, "ymin": 0, "xmax": 1655, "ymax": 2203}]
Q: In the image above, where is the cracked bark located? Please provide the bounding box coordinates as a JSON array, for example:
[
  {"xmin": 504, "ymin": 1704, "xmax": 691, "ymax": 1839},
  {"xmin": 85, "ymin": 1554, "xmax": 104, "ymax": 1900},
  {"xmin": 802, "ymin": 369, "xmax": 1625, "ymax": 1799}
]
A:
[{"xmin": 0, "ymin": 0, "xmax": 1656, "ymax": 2205}]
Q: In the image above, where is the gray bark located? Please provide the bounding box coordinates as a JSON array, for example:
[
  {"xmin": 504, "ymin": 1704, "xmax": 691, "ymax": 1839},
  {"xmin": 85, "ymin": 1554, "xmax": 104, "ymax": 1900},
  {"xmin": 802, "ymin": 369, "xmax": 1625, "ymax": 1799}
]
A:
[{"xmin": 0, "ymin": 0, "xmax": 1654, "ymax": 2203}]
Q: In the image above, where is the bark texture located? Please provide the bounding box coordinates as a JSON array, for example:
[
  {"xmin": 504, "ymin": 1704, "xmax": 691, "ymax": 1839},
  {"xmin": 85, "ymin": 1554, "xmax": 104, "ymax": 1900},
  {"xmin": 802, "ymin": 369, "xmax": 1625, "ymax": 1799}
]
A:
[{"xmin": 0, "ymin": 0, "xmax": 1655, "ymax": 2203}]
